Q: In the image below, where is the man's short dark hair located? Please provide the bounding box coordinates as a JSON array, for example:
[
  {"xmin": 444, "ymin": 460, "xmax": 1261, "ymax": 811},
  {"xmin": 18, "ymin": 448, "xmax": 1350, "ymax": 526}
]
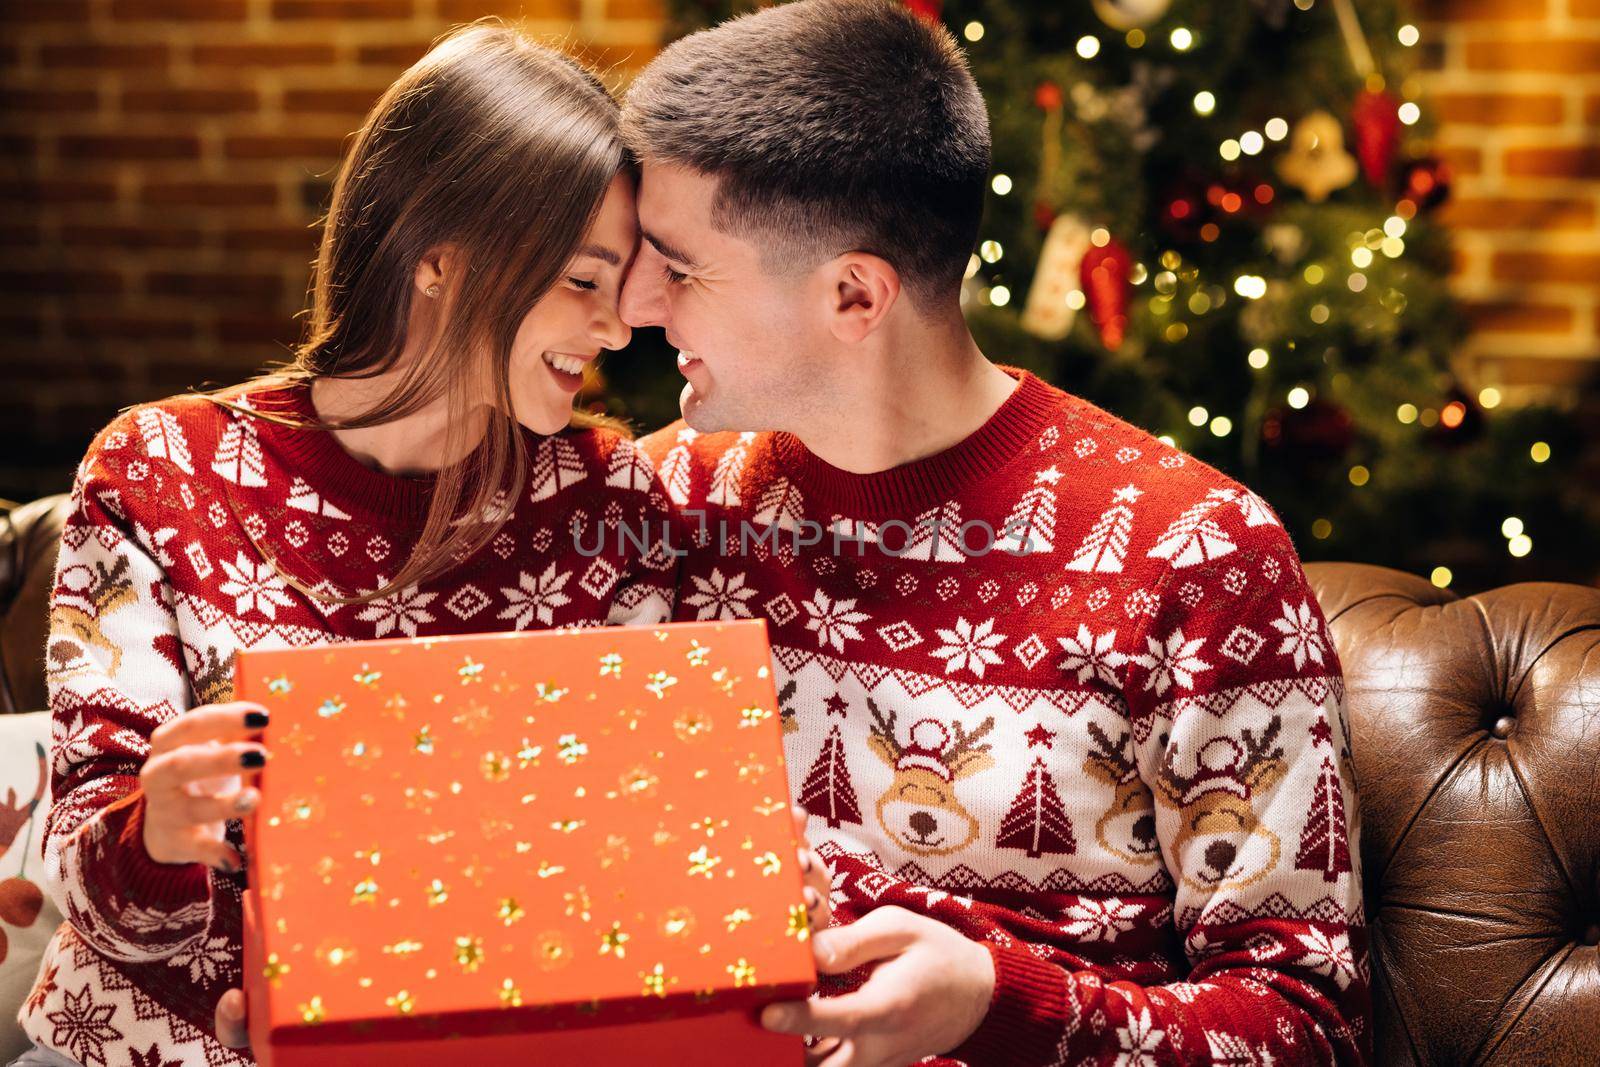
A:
[{"xmin": 622, "ymin": 0, "xmax": 991, "ymax": 309}]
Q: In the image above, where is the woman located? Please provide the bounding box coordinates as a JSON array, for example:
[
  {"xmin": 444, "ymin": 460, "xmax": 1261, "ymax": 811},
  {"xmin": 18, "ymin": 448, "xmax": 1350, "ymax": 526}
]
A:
[{"xmin": 14, "ymin": 25, "xmax": 675, "ymax": 1066}]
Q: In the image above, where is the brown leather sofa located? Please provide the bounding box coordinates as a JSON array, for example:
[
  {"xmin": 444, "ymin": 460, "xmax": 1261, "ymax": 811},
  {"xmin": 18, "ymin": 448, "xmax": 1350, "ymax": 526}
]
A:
[{"xmin": 2, "ymin": 493, "xmax": 1597, "ymax": 1064}]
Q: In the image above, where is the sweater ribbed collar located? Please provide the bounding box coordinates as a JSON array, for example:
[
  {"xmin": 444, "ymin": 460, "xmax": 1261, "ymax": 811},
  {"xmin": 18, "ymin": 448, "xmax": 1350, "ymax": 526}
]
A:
[
  {"xmin": 769, "ymin": 367, "xmax": 1066, "ymax": 516},
  {"xmin": 247, "ymin": 381, "xmax": 439, "ymax": 523}
]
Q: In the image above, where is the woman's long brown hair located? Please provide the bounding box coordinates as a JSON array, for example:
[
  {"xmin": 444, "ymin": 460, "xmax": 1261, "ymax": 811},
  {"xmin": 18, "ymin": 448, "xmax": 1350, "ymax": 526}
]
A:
[{"xmin": 210, "ymin": 22, "xmax": 627, "ymax": 607}]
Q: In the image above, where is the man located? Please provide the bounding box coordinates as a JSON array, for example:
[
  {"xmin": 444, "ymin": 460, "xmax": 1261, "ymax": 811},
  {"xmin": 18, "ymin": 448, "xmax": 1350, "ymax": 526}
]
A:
[{"xmin": 622, "ymin": 1, "xmax": 1371, "ymax": 1064}]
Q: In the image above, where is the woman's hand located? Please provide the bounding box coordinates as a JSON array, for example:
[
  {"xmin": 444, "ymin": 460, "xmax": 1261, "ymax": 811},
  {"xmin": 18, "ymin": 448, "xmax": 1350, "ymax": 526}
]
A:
[
  {"xmin": 140, "ymin": 703, "xmax": 270, "ymax": 872},
  {"xmin": 794, "ymin": 806, "xmax": 832, "ymax": 934},
  {"xmin": 215, "ymin": 987, "xmax": 249, "ymax": 1048}
]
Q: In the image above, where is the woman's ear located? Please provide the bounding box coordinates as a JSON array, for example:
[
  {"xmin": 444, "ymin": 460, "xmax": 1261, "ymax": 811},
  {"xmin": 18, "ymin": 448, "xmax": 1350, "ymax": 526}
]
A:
[
  {"xmin": 826, "ymin": 253, "xmax": 901, "ymax": 345},
  {"xmin": 414, "ymin": 247, "xmax": 457, "ymax": 300}
]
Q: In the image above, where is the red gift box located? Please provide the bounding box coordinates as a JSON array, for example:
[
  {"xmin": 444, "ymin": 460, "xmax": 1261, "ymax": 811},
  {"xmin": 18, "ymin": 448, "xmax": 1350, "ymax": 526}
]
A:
[{"xmin": 236, "ymin": 620, "xmax": 815, "ymax": 1065}]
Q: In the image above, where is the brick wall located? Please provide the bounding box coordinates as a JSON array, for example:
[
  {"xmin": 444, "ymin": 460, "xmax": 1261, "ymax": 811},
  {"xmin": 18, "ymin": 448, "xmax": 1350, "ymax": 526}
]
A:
[
  {"xmin": 0, "ymin": 0, "xmax": 664, "ymax": 500},
  {"xmin": 2, "ymin": 0, "xmax": 1597, "ymax": 499},
  {"xmin": 1418, "ymin": 0, "xmax": 1600, "ymax": 398}
]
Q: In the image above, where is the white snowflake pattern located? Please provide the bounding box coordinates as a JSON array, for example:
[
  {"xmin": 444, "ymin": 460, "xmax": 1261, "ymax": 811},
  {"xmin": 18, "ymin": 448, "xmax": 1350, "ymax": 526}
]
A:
[
  {"xmin": 1270, "ymin": 598, "xmax": 1327, "ymax": 669},
  {"xmin": 1127, "ymin": 628, "xmax": 1211, "ymax": 696},
  {"xmin": 802, "ymin": 590, "xmax": 870, "ymax": 653},
  {"xmin": 1292, "ymin": 927, "xmax": 1356, "ymax": 990},
  {"xmin": 43, "ymin": 986, "xmax": 120, "ymax": 1067},
  {"xmin": 1059, "ymin": 897, "xmax": 1142, "ymax": 942},
  {"xmin": 169, "ymin": 934, "xmax": 236, "ymax": 984},
  {"xmin": 682, "ymin": 568, "xmax": 758, "ymax": 621},
  {"xmin": 1113, "ymin": 1005, "xmax": 1167, "ymax": 1066},
  {"xmin": 354, "ymin": 579, "xmax": 438, "ymax": 638},
  {"xmin": 497, "ymin": 563, "xmax": 573, "ymax": 629},
  {"xmin": 216, "ymin": 551, "xmax": 294, "ymax": 620},
  {"xmin": 930, "ymin": 616, "xmax": 1007, "ymax": 678},
  {"xmin": 1055, "ymin": 624, "xmax": 1127, "ymax": 687}
]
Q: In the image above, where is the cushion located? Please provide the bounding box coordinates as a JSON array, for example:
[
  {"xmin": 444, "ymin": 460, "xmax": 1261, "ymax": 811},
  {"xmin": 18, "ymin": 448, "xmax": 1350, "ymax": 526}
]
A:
[{"xmin": 0, "ymin": 711, "xmax": 60, "ymax": 1061}]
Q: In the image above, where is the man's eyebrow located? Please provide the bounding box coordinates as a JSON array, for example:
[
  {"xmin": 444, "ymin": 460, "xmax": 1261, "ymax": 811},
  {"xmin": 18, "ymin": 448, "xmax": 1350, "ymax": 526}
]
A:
[
  {"xmin": 641, "ymin": 231, "xmax": 700, "ymax": 270},
  {"xmin": 579, "ymin": 243, "xmax": 622, "ymax": 267}
]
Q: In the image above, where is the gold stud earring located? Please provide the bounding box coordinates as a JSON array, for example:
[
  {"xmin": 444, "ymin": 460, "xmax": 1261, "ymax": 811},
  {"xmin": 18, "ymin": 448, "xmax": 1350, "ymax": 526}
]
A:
[{"xmin": 425, "ymin": 284, "xmax": 442, "ymax": 299}]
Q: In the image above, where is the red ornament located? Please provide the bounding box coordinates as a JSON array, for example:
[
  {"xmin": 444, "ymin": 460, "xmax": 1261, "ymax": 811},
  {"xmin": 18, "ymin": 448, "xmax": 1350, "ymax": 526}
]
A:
[
  {"xmin": 1032, "ymin": 200, "xmax": 1057, "ymax": 233},
  {"xmin": 1428, "ymin": 386, "xmax": 1484, "ymax": 448},
  {"xmin": 1261, "ymin": 399, "xmax": 1354, "ymax": 465},
  {"xmin": 1034, "ymin": 81, "xmax": 1064, "ymax": 112},
  {"xmin": 901, "ymin": 0, "xmax": 943, "ymax": 22},
  {"xmin": 1350, "ymin": 89, "xmax": 1402, "ymax": 190},
  {"xmin": 1079, "ymin": 234, "xmax": 1132, "ymax": 351},
  {"xmin": 1400, "ymin": 155, "xmax": 1452, "ymax": 212}
]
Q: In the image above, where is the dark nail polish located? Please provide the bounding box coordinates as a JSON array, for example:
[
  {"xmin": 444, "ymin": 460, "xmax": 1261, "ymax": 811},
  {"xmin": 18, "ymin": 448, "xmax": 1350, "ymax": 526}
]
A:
[
  {"xmin": 240, "ymin": 750, "xmax": 266, "ymax": 769},
  {"xmin": 244, "ymin": 710, "xmax": 269, "ymax": 729}
]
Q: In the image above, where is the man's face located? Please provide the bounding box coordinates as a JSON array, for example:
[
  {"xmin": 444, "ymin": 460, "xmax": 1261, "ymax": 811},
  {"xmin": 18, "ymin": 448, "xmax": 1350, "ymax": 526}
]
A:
[{"xmin": 620, "ymin": 163, "xmax": 823, "ymax": 433}]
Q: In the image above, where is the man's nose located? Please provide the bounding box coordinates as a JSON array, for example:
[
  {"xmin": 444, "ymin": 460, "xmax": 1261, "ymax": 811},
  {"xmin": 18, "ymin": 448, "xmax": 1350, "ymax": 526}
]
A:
[{"xmin": 620, "ymin": 251, "xmax": 666, "ymax": 330}]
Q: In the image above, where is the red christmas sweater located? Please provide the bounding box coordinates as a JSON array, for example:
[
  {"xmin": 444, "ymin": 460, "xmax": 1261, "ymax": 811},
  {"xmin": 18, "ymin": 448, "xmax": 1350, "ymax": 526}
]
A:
[
  {"xmin": 20, "ymin": 382, "xmax": 677, "ymax": 1066},
  {"xmin": 640, "ymin": 368, "xmax": 1371, "ymax": 1066}
]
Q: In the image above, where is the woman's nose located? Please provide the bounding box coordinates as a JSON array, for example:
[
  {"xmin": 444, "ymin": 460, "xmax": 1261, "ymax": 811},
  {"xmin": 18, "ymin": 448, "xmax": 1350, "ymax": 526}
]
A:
[{"xmin": 592, "ymin": 302, "xmax": 632, "ymax": 352}]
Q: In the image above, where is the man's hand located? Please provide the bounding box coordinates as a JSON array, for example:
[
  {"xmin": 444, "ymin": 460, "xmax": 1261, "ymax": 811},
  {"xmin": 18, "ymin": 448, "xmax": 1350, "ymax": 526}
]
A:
[
  {"xmin": 760, "ymin": 905, "xmax": 996, "ymax": 1067},
  {"xmin": 214, "ymin": 987, "xmax": 248, "ymax": 1048}
]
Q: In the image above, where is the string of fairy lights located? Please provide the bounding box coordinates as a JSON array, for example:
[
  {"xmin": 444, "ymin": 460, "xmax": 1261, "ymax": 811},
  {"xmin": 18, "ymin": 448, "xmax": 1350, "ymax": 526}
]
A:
[{"xmin": 954, "ymin": 4, "xmax": 1553, "ymax": 582}]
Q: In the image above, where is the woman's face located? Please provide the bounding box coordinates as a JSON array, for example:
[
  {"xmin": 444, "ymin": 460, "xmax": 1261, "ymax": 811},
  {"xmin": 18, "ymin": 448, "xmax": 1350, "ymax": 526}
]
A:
[{"xmin": 507, "ymin": 173, "xmax": 638, "ymax": 435}]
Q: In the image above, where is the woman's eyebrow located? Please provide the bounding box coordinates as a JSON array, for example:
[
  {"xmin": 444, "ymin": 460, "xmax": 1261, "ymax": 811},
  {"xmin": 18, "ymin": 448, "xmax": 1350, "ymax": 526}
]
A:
[{"xmin": 579, "ymin": 243, "xmax": 623, "ymax": 266}]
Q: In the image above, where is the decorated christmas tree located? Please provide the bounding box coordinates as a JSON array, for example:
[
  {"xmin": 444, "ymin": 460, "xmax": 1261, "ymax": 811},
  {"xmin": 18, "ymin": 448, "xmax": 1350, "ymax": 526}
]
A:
[
  {"xmin": 601, "ymin": 0, "xmax": 1600, "ymax": 590},
  {"xmin": 799, "ymin": 724, "xmax": 865, "ymax": 828},
  {"xmin": 995, "ymin": 756, "xmax": 1077, "ymax": 858}
]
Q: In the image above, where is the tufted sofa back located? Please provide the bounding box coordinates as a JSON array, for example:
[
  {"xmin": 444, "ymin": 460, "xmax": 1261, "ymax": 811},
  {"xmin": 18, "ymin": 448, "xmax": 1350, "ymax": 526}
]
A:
[
  {"xmin": 0, "ymin": 494, "xmax": 68, "ymax": 715},
  {"xmin": 1305, "ymin": 562, "xmax": 1600, "ymax": 1065}
]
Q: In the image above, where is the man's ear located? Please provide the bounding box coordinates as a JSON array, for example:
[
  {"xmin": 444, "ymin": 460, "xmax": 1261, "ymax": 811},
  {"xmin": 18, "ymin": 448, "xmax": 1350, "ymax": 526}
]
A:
[{"xmin": 825, "ymin": 253, "xmax": 901, "ymax": 344}]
